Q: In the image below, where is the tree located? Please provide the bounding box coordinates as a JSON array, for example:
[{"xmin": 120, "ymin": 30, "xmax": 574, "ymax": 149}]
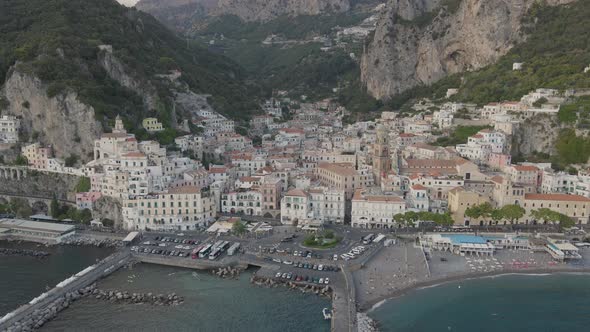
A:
[
  {"xmin": 491, "ymin": 209, "xmax": 503, "ymax": 225},
  {"xmin": 532, "ymin": 208, "xmax": 575, "ymax": 229},
  {"xmin": 50, "ymin": 195, "xmax": 60, "ymax": 218},
  {"xmin": 232, "ymin": 221, "xmax": 247, "ymax": 236},
  {"xmin": 14, "ymin": 155, "xmax": 28, "ymax": 166},
  {"xmin": 500, "ymin": 204, "xmax": 526, "ymax": 224},
  {"xmin": 75, "ymin": 177, "xmax": 91, "ymax": 193}
]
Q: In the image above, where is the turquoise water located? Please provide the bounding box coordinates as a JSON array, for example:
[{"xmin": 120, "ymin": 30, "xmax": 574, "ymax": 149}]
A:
[
  {"xmin": 42, "ymin": 264, "xmax": 331, "ymax": 332},
  {"xmin": 0, "ymin": 241, "xmax": 113, "ymax": 316},
  {"xmin": 370, "ymin": 273, "xmax": 590, "ymax": 332}
]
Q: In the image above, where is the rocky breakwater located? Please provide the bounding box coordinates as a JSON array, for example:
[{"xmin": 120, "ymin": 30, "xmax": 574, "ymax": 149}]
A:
[
  {"xmin": 250, "ymin": 275, "xmax": 332, "ymax": 298},
  {"xmin": 92, "ymin": 289, "xmax": 184, "ymax": 306},
  {"xmin": 357, "ymin": 312, "xmax": 379, "ymax": 332},
  {"xmin": 2, "ymin": 284, "xmax": 97, "ymax": 332},
  {"xmin": 0, "ymin": 248, "xmax": 50, "ymax": 258},
  {"xmin": 60, "ymin": 236, "xmax": 121, "ymax": 248},
  {"xmin": 211, "ymin": 267, "xmax": 243, "ymax": 279}
]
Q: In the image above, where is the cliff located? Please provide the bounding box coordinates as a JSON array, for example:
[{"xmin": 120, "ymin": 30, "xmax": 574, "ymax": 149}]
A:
[
  {"xmin": 2, "ymin": 70, "xmax": 102, "ymax": 160},
  {"xmin": 511, "ymin": 114, "xmax": 559, "ymax": 156},
  {"xmin": 136, "ymin": 0, "xmax": 351, "ymax": 23},
  {"xmin": 361, "ymin": 0, "xmax": 578, "ymax": 100}
]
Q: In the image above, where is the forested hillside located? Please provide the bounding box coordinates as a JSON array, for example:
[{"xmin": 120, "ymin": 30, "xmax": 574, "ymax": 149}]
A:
[{"xmin": 0, "ymin": 0, "xmax": 259, "ymax": 128}]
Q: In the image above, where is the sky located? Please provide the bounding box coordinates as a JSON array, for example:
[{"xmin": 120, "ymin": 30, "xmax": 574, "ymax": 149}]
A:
[{"xmin": 117, "ymin": 0, "xmax": 139, "ymax": 7}]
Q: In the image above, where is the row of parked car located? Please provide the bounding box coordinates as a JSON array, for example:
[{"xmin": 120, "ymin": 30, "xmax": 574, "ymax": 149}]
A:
[
  {"xmin": 340, "ymin": 245, "xmax": 367, "ymax": 261},
  {"xmin": 275, "ymin": 272, "xmax": 330, "ymax": 285},
  {"xmin": 290, "ymin": 261, "xmax": 340, "ymax": 272},
  {"xmin": 155, "ymin": 236, "xmax": 199, "ymax": 244},
  {"xmin": 131, "ymin": 246, "xmax": 191, "ymax": 258}
]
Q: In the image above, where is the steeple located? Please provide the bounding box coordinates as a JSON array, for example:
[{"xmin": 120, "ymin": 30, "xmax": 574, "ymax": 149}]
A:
[{"xmin": 113, "ymin": 114, "xmax": 126, "ymax": 134}]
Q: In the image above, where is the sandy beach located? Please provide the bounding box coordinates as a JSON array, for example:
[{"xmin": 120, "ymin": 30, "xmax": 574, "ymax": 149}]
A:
[{"xmin": 354, "ymin": 242, "xmax": 590, "ymax": 311}]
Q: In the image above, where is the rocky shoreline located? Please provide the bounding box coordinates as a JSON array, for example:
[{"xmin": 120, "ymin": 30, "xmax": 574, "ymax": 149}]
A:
[
  {"xmin": 357, "ymin": 312, "xmax": 379, "ymax": 332},
  {"xmin": 0, "ymin": 248, "xmax": 50, "ymax": 258},
  {"xmin": 92, "ymin": 289, "xmax": 184, "ymax": 306},
  {"xmin": 250, "ymin": 275, "xmax": 332, "ymax": 298},
  {"xmin": 2, "ymin": 284, "xmax": 98, "ymax": 332},
  {"xmin": 211, "ymin": 266, "xmax": 243, "ymax": 279}
]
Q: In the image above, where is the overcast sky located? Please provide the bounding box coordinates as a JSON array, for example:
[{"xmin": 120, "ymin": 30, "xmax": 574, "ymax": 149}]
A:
[{"xmin": 117, "ymin": 0, "xmax": 139, "ymax": 7}]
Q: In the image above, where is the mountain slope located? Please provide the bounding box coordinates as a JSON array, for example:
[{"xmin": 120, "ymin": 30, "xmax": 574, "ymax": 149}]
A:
[
  {"xmin": 0, "ymin": 0, "xmax": 258, "ymax": 159},
  {"xmin": 383, "ymin": 0, "xmax": 590, "ymax": 109},
  {"xmin": 136, "ymin": 0, "xmax": 351, "ymax": 25},
  {"xmin": 361, "ymin": 0, "xmax": 577, "ymax": 100}
]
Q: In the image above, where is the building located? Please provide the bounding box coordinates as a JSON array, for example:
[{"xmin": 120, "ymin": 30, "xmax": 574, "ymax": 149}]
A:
[
  {"xmin": 351, "ymin": 189, "xmax": 406, "ymax": 229},
  {"xmin": 315, "ymin": 163, "xmax": 361, "ymax": 200},
  {"xmin": 22, "ymin": 143, "xmax": 52, "ymax": 170},
  {"xmin": 372, "ymin": 125, "xmax": 392, "ymax": 185},
  {"xmin": 122, "ymin": 186, "xmax": 216, "ymax": 231},
  {"xmin": 75, "ymin": 192, "xmax": 103, "ymax": 210},
  {"xmin": 221, "ymin": 189, "xmax": 263, "ymax": 216},
  {"xmin": 280, "ymin": 188, "xmax": 345, "ymax": 225},
  {"xmin": 522, "ymin": 194, "xmax": 590, "ymax": 225},
  {"xmin": 0, "ymin": 115, "xmax": 20, "ymax": 144},
  {"xmin": 448, "ymin": 187, "xmax": 490, "ymax": 225},
  {"xmin": 142, "ymin": 118, "xmax": 164, "ymax": 132},
  {"xmin": 0, "ymin": 219, "xmax": 75, "ymax": 244},
  {"xmin": 408, "ymin": 184, "xmax": 429, "ymax": 211},
  {"xmin": 506, "ymin": 165, "xmax": 540, "ymax": 187}
]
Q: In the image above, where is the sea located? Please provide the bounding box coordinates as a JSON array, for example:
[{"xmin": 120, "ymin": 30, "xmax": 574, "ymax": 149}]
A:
[
  {"xmin": 0, "ymin": 240, "xmax": 113, "ymax": 316},
  {"xmin": 0, "ymin": 241, "xmax": 330, "ymax": 332},
  {"xmin": 369, "ymin": 273, "xmax": 590, "ymax": 332}
]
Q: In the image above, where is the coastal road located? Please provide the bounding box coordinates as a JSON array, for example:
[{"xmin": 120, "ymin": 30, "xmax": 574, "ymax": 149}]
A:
[{"xmin": 332, "ymin": 265, "xmax": 357, "ymax": 332}]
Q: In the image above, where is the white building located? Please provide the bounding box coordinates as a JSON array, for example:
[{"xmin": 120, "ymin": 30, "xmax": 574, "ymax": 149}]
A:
[
  {"xmin": 0, "ymin": 115, "xmax": 20, "ymax": 144},
  {"xmin": 280, "ymin": 188, "xmax": 346, "ymax": 225},
  {"xmin": 221, "ymin": 189, "xmax": 263, "ymax": 216},
  {"xmin": 351, "ymin": 189, "xmax": 406, "ymax": 229},
  {"xmin": 122, "ymin": 186, "xmax": 215, "ymax": 231}
]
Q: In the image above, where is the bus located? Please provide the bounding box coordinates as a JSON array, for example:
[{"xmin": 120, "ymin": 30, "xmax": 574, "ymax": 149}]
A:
[
  {"xmin": 211, "ymin": 240, "xmax": 224, "ymax": 251},
  {"xmin": 373, "ymin": 234, "xmax": 386, "ymax": 244},
  {"xmin": 198, "ymin": 244, "xmax": 213, "ymax": 258},
  {"xmin": 191, "ymin": 245, "xmax": 205, "ymax": 259},
  {"xmin": 362, "ymin": 234, "xmax": 375, "ymax": 245},
  {"xmin": 219, "ymin": 241, "xmax": 230, "ymax": 252},
  {"xmin": 208, "ymin": 247, "xmax": 222, "ymax": 260},
  {"xmin": 227, "ymin": 242, "xmax": 241, "ymax": 256}
]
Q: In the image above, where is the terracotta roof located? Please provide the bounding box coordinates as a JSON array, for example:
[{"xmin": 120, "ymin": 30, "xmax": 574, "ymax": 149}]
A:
[
  {"xmin": 285, "ymin": 189, "xmax": 308, "ymax": 197},
  {"xmin": 524, "ymin": 194, "xmax": 590, "ymax": 202},
  {"xmin": 471, "ymin": 134, "xmax": 483, "ymax": 139},
  {"xmin": 168, "ymin": 186, "xmax": 200, "ymax": 194},
  {"xmin": 209, "ymin": 167, "xmax": 227, "ymax": 174},
  {"xmin": 317, "ymin": 163, "xmax": 358, "ymax": 176},
  {"xmin": 399, "ymin": 133, "xmax": 416, "ymax": 138},
  {"xmin": 491, "ymin": 175, "xmax": 504, "ymax": 184},
  {"xmin": 239, "ymin": 176, "xmax": 260, "ymax": 182},
  {"xmin": 513, "ymin": 165, "xmax": 538, "ymax": 172},
  {"xmin": 411, "ymin": 184, "xmax": 427, "ymax": 190}
]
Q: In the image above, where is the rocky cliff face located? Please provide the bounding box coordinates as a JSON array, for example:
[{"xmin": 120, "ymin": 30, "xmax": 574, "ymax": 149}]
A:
[
  {"xmin": 361, "ymin": 0, "xmax": 577, "ymax": 100},
  {"xmin": 98, "ymin": 47, "xmax": 158, "ymax": 111},
  {"xmin": 2, "ymin": 70, "xmax": 102, "ymax": 161},
  {"xmin": 511, "ymin": 114, "xmax": 559, "ymax": 156},
  {"xmin": 137, "ymin": 0, "xmax": 350, "ymax": 23}
]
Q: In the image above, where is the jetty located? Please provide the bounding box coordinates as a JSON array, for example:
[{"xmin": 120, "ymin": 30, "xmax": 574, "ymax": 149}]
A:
[{"xmin": 0, "ymin": 251, "xmax": 131, "ymax": 331}]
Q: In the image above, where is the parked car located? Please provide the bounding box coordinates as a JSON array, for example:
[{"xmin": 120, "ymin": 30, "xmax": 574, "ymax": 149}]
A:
[{"xmin": 324, "ymin": 278, "xmax": 330, "ymax": 285}]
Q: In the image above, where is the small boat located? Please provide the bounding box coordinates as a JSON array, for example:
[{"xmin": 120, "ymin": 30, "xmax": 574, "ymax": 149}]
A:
[{"xmin": 322, "ymin": 308, "xmax": 332, "ymax": 320}]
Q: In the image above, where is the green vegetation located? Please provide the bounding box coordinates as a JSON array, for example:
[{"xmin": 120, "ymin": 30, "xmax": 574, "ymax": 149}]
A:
[
  {"xmin": 201, "ymin": 13, "xmax": 370, "ymax": 41},
  {"xmin": 433, "ymin": 125, "xmax": 491, "ymax": 146},
  {"xmin": 231, "ymin": 220, "xmax": 247, "ymax": 236},
  {"xmin": 393, "ymin": 211, "xmax": 454, "ymax": 227},
  {"xmin": 14, "ymin": 155, "xmax": 28, "ymax": 166},
  {"xmin": 558, "ymin": 96, "xmax": 590, "ymax": 127},
  {"xmin": 0, "ymin": 198, "xmax": 33, "ymax": 218},
  {"xmin": 555, "ymin": 129, "xmax": 590, "ymax": 166},
  {"xmin": 303, "ymin": 230, "xmax": 341, "ymax": 249},
  {"xmin": 75, "ymin": 177, "xmax": 91, "ymax": 193},
  {"xmin": 465, "ymin": 203, "xmax": 526, "ymax": 225},
  {"xmin": 531, "ymin": 208, "xmax": 575, "ymax": 229},
  {"xmin": 0, "ymin": 0, "xmax": 260, "ymax": 138},
  {"xmin": 51, "ymin": 195, "xmax": 92, "ymax": 223},
  {"xmin": 387, "ymin": 1, "xmax": 590, "ymax": 108}
]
